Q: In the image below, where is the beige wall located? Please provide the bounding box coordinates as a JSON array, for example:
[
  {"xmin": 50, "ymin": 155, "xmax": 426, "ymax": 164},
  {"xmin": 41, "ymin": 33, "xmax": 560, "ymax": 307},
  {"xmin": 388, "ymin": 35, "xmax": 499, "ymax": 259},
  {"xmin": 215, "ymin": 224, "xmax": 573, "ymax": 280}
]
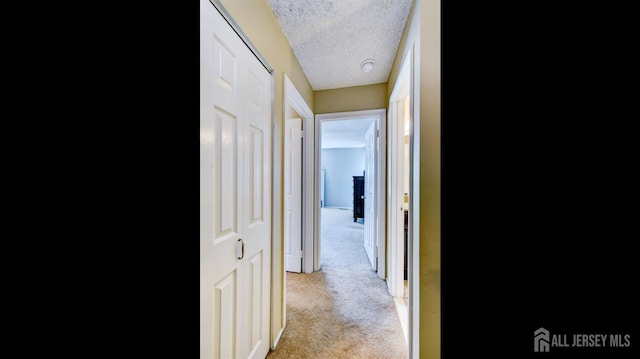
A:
[
  {"xmin": 388, "ymin": 0, "xmax": 441, "ymax": 358},
  {"xmin": 314, "ymin": 83, "xmax": 388, "ymax": 114},
  {"xmin": 217, "ymin": 0, "xmax": 314, "ymax": 345}
]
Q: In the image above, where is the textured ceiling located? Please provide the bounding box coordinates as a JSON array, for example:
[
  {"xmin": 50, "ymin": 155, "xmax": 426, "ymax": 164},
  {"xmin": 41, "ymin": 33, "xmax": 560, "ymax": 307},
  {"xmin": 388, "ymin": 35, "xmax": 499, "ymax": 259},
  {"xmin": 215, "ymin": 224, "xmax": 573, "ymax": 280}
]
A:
[
  {"xmin": 321, "ymin": 118, "xmax": 375, "ymax": 149},
  {"xmin": 266, "ymin": 0, "xmax": 412, "ymax": 91}
]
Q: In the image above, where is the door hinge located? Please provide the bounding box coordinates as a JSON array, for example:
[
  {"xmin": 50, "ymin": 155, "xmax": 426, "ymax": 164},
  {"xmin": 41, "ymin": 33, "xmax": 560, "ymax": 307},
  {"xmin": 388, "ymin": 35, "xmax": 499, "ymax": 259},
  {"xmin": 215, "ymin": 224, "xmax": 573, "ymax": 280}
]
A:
[
  {"xmin": 300, "ymin": 130, "xmax": 305, "ymax": 138},
  {"xmin": 376, "ymin": 129, "xmax": 380, "ymax": 137}
]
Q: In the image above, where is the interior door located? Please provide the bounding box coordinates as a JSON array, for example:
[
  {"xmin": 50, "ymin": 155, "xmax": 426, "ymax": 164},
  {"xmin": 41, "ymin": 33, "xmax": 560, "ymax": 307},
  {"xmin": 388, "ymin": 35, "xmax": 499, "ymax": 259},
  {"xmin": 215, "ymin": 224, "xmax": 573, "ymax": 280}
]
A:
[
  {"xmin": 284, "ymin": 118, "xmax": 302, "ymax": 273},
  {"xmin": 201, "ymin": 1, "xmax": 271, "ymax": 358},
  {"xmin": 364, "ymin": 120, "xmax": 377, "ymax": 270}
]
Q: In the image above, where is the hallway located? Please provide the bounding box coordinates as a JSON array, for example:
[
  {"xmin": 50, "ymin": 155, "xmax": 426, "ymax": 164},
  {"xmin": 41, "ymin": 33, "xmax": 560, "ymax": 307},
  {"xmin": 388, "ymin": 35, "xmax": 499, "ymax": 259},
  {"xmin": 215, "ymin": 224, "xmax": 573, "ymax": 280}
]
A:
[{"xmin": 267, "ymin": 208, "xmax": 407, "ymax": 358}]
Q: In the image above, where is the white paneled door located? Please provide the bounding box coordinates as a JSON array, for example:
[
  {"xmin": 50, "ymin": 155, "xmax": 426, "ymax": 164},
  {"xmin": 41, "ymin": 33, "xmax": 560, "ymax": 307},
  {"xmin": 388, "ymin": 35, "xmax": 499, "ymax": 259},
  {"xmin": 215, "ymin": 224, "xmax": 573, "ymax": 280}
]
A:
[
  {"xmin": 364, "ymin": 120, "xmax": 377, "ymax": 270},
  {"xmin": 284, "ymin": 118, "xmax": 302, "ymax": 273},
  {"xmin": 200, "ymin": 1, "xmax": 271, "ymax": 359}
]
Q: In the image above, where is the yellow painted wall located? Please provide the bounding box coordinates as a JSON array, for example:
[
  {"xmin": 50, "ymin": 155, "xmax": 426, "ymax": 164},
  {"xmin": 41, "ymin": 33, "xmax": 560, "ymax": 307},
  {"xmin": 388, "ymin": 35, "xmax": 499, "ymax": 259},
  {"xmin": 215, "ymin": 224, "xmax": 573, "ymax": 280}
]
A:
[
  {"xmin": 314, "ymin": 83, "xmax": 388, "ymax": 114},
  {"xmin": 216, "ymin": 0, "xmax": 314, "ymax": 345},
  {"xmin": 388, "ymin": 0, "xmax": 441, "ymax": 358}
]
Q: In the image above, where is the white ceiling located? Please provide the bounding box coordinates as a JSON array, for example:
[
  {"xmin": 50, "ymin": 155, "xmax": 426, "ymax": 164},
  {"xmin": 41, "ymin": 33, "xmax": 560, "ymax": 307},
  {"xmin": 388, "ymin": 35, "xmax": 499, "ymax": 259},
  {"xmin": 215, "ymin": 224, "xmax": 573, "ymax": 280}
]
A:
[
  {"xmin": 266, "ymin": 0, "xmax": 413, "ymax": 91},
  {"xmin": 321, "ymin": 118, "xmax": 375, "ymax": 149}
]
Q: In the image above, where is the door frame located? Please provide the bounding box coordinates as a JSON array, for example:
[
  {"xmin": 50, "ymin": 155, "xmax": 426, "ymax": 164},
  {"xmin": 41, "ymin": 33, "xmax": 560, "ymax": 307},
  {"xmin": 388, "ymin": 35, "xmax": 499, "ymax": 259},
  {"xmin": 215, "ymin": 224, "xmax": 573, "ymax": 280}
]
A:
[
  {"xmin": 283, "ymin": 74, "xmax": 315, "ymax": 274},
  {"xmin": 387, "ymin": 49, "xmax": 412, "ymax": 298},
  {"xmin": 388, "ymin": 44, "xmax": 418, "ymax": 358},
  {"xmin": 314, "ymin": 109, "xmax": 386, "ymax": 279}
]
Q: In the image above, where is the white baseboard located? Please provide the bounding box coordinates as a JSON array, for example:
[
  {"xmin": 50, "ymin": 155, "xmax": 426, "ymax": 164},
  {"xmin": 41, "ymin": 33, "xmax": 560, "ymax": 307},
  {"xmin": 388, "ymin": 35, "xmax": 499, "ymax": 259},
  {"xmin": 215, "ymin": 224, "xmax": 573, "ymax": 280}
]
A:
[{"xmin": 271, "ymin": 326, "xmax": 285, "ymax": 350}]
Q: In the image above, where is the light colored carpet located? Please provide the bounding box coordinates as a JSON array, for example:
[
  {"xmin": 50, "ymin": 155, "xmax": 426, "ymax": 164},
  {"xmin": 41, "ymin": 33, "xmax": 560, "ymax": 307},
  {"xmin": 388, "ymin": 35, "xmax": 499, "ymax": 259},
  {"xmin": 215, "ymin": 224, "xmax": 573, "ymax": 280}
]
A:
[{"xmin": 267, "ymin": 208, "xmax": 407, "ymax": 359}]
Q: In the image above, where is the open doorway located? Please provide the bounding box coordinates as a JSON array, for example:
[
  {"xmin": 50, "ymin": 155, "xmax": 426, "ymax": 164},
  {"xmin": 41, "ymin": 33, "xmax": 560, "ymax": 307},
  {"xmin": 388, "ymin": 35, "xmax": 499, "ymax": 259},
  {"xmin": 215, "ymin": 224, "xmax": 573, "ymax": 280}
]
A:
[
  {"xmin": 314, "ymin": 109, "xmax": 410, "ymax": 351},
  {"xmin": 274, "ymin": 108, "xmax": 406, "ymax": 357},
  {"xmin": 390, "ymin": 95, "xmax": 411, "ymax": 342},
  {"xmin": 388, "ymin": 45, "xmax": 414, "ymax": 346},
  {"xmin": 282, "ymin": 74, "xmax": 315, "ymax": 275},
  {"xmin": 314, "ymin": 109, "xmax": 386, "ymax": 277},
  {"xmin": 319, "ymin": 117, "xmax": 374, "ymax": 271}
]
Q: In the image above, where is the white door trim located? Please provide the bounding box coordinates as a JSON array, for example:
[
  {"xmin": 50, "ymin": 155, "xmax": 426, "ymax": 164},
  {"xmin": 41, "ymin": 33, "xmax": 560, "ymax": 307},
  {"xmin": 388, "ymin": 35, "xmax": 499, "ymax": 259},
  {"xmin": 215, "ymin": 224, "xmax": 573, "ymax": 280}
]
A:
[
  {"xmin": 314, "ymin": 109, "xmax": 387, "ymax": 279},
  {"xmin": 388, "ymin": 53, "xmax": 411, "ymax": 298},
  {"xmin": 283, "ymin": 75, "xmax": 315, "ymax": 274},
  {"xmin": 389, "ymin": 44, "xmax": 418, "ymax": 359}
]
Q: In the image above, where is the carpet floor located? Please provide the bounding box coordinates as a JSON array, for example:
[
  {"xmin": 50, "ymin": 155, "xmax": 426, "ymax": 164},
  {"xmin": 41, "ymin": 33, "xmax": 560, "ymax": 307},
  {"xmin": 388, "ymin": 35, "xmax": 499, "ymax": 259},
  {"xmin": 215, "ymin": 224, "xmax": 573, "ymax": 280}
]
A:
[{"xmin": 266, "ymin": 207, "xmax": 407, "ymax": 359}]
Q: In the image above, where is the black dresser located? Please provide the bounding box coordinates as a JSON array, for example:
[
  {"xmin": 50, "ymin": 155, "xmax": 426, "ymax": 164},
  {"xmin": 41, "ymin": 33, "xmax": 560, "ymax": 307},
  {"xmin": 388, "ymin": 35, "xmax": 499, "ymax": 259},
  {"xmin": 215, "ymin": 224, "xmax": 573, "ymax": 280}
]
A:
[{"xmin": 353, "ymin": 176, "xmax": 365, "ymax": 222}]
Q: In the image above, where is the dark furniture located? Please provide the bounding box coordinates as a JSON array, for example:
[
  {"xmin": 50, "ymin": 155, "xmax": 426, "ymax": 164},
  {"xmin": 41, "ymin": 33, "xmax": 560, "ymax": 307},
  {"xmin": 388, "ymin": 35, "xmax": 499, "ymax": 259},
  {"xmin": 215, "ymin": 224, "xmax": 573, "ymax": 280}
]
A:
[{"xmin": 353, "ymin": 176, "xmax": 365, "ymax": 222}]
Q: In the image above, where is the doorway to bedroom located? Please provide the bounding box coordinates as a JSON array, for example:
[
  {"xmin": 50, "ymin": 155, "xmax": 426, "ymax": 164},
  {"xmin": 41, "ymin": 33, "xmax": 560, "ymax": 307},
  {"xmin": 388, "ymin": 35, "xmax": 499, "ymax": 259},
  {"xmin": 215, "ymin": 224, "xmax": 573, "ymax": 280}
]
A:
[{"xmin": 319, "ymin": 117, "xmax": 373, "ymax": 273}]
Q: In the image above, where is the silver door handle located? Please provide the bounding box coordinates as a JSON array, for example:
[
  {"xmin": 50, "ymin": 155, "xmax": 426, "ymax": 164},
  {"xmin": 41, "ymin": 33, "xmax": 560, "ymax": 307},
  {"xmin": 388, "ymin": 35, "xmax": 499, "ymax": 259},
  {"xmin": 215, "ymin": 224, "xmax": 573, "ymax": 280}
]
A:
[
  {"xmin": 236, "ymin": 238, "xmax": 244, "ymax": 260},
  {"xmin": 361, "ymin": 195, "xmax": 365, "ymax": 199}
]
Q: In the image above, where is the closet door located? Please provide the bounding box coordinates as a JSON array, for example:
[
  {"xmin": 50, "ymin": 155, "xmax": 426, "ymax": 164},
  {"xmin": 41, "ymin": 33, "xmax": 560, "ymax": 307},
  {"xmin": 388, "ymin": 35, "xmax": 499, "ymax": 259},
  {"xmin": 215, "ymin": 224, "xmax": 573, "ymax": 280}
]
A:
[{"xmin": 201, "ymin": 1, "xmax": 271, "ymax": 358}]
